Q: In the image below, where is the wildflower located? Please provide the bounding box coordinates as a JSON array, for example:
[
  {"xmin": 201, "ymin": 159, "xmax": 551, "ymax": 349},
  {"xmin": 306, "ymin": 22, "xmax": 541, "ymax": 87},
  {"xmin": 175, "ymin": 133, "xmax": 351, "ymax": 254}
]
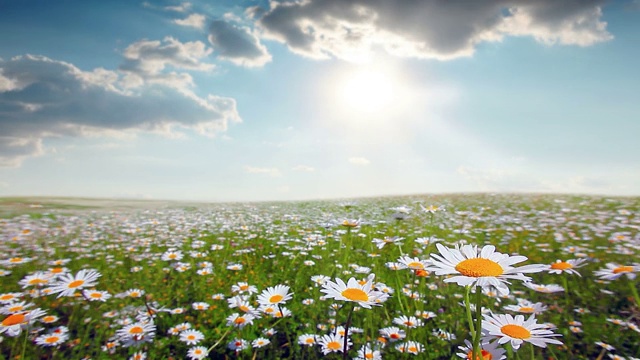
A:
[
  {"xmin": 433, "ymin": 329, "xmax": 457, "ymax": 341},
  {"xmin": 227, "ymin": 263, "xmax": 243, "ymax": 271},
  {"xmin": 398, "ymin": 256, "xmax": 430, "ymax": 270},
  {"xmin": 129, "ymin": 351, "xmax": 146, "ymax": 360},
  {"xmin": 503, "ymin": 300, "xmax": 548, "ymax": 315},
  {"xmin": 0, "ymin": 308, "xmax": 46, "ymax": 337},
  {"xmin": 40, "ymin": 315, "xmax": 59, "ymax": 324},
  {"xmin": 547, "ymin": 259, "xmax": 588, "ymax": 276},
  {"xmin": 482, "ymin": 313, "xmax": 562, "ymax": 350},
  {"xmin": 170, "ymin": 308, "xmax": 185, "ymax": 314},
  {"xmin": 356, "ymin": 343, "xmax": 382, "ymax": 360},
  {"xmin": 211, "ymin": 293, "xmax": 225, "ymax": 300},
  {"xmin": 298, "ymin": 334, "xmax": 316, "ymax": 346},
  {"xmin": 232, "ymin": 282, "xmax": 257, "ymax": 294},
  {"xmin": 456, "ymin": 339, "xmax": 506, "ymax": 360},
  {"xmin": 174, "ymin": 322, "xmax": 192, "ymax": 332},
  {"xmin": 594, "ymin": 263, "xmax": 638, "ymax": 280},
  {"xmin": 226, "ymin": 313, "xmax": 255, "ymax": 329},
  {"xmin": 252, "ymin": 337, "xmax": 270, "ymax": 348},
  {"xmin": 318, "ymin": 333, "xmax": 351, "ymax": 355},
  {"xmin": 47, "ymin": 269, "xmax": 101, "ymax": 298},
  {"xmin": 311, "ymin": 275, "xmax": 330, "ymax": 286},
  {"xmin": 115, "ymin": 322, "xmax": 156, "ymax": 347},
  {"xmin": 228, "ymin": 338, "xmax": 249, "ymax": 351},
  {"xmin": 124, "ymin": 289, "xmax": 145, "ymax": 298},
  {"xmin": 595, "ymin": 341, "xmax": 615, "ymax": 351},
  {"xmin": 180, "ymin": 329, "xmax": 205, "ymax": 345},
  {"xmin": 257, "ymin": 284, "xmax": 293, "ymax": 306},
  {"xmin": 379, "ymin": 327, "xmax": 406, "ymax": 342},
  {"xmin": 395, "ymin": 341, "xmax": 423, "ymax": 355},
  {"xmin": 393, "ymin": 315, "xmax": 423, "ymax": 328},
  {"xmin": 415, "ymin": 310, "xmax": 437, "ymax": 320},
  {"xmin": 1, "ymin": 257, "xmax": 33, "ymax": 266},
  {"xmin": 83, "ymin": 290, "xmax": 111, "ymax": 302},
  {"xmin": 196, "ymin": 267, "xmax": 213, "ymax": 276},
  {"xmin": 161, "ymin": 250, "xmax": 183, "ymax": 261},
  {"xmin": 372, "ymin": 236, "xmax": 404, "ymax": 249},
  {"xmin": 35, "ymin": 331, "xmax": 69, "ymax": 347},
  {"xmin": 341, "ymin": 219, "xmax": 360, "ymax": 228},
  {"xmin": 320, "ymin": 274, "xmax": 387, "ymax": 309},
  {"xmin": 427, "ymin": 244, "xmax": 546, "ymax": 295},
  {"xmin": 523, "ymin": 283, "xmax": 564, "ymax": 293},
  {"xmin": 0, "ymin": 301, "xmax": 33, "ymax": 315},
  {"xmin": 187, "ymin": 346, "xmax": 209, "ymax": 360},
  {"xmin": 19, "ymin": 272, "xmax": 51, "ymax": 288},
  {"xmin": 192, "ymin": 302, "xmax": 209, "ymax": 311}
]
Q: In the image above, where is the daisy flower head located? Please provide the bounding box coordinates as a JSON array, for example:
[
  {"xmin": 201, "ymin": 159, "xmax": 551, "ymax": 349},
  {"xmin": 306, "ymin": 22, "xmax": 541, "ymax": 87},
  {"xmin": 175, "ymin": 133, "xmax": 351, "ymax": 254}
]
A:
[
  {"xmin": 398, "ymin": 256, "xmax": 430, "ymax": 271},
  {"xmin": 192, "ymin": 302, "xmax": 209, "ymax": 311},
  {"xmin": 115, "ymin": 322, "xmax": 156, "ymax": 347},
  {"xmin": 594, "ymin": 263, "xmax": 639, "ymax": 280},
  {"xmin": 180, "ymin": 329, "xmax": 205, "ymax": 345},
  {"xmin": 427, "ymin": 244, "xmax": 546, "ymax": 295},
  {"xmin": 187, "ymin": 346, "xmax": 209, "ymax": 360},
  {"xmin": 379, "ymin": 326, "xmax": 406, "ymax": 342},
  {"xmin": 257, "ymin": 284, "xmax": 293, "ymax": 306},
  {"xmin": 82, "ymin": 290, "xmax": 111, "ymax": 302},
  {"xmin": 547, "ymin": 259, "xmax": 588, "ymax": 276},
  {"xmin": 318, "ymin": 333, "xmax": 351, "ymax": 355},
  {"xmin": 395, "ymin": 341, "xmax": 423, "ymax": 355},
  {"xmin": 226, "ymin": 313, "xmax": 255, "ymax": 329},
  {"xmin": 124, "ymin": 289, "xmax": 145, "ymax": 298},
  {"xmin": 252, "ymin": 337, "xmax": 270, "ymax": 348},
  {"xmin": 298, "ymin": 333, "xmax": 317, "ymax": 346},
  {"xmin": 161, "ymin": 250, "xmax": 183, "ymax": 262},
  {"xmin": 0, "ymin": 292, "xmax": 22, "ymax": 304},
  {"xmin": 320, "ymin": 274, "xmax": 386, "ymax": 309},
  {"xmin": 35, "ymin": 331, "xmax": 69, "ymax": 347},
  {"xmin": 0, "ymin": 308, "xmax": 46, "ymax": 337},
  {"xmin": 232, "ymin": 282, "xmax": 257, "ymax": 294},
  {"xmin": 228, "ymin": 338, "xmax": 249, "ymax": 351},
  {"xmin": 47, "ymin": 269, "xmax": 101, "ymax": 298},
  {"xmin": 393, "ymin": 315, "xmax": 423, "ymax": 328},
  {"xmin": 357, "ymin": 343, "xmax": 382, "ymax": 360},
  {"xmin": 456, "ymin": 339, "xmax": 507, "ymax": 360},
  {"xmin": 523, "ymin": 282, "xmax": 564, "ymax": 293},
  {"xmin": 503, "ymin": 300, "xmax": 548, "ymax": 315},
  {"xmin": 482, "ymin": 313, "xmax": 562, "ymax": 350}
]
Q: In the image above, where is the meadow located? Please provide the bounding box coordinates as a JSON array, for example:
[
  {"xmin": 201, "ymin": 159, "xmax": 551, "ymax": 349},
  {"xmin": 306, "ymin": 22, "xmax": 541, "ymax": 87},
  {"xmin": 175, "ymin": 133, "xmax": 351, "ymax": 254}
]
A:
[{"xmin": 0, "ymin": 194, "xmax": 638, "ymax": 360}]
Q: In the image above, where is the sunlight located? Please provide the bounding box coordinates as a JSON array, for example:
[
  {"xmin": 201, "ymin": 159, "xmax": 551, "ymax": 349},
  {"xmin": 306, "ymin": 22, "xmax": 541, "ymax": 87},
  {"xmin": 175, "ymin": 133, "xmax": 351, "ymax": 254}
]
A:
[{"xmin": 338, "ymin": 69, "xmax": 395, "ymax": 114}]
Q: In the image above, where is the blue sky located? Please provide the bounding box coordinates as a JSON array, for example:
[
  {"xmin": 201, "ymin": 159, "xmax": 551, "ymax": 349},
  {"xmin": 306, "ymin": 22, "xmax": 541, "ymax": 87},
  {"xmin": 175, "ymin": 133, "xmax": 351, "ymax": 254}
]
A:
[{"xmin": 0, "ymin": 0, "xmax": 639, "ymax": 201}]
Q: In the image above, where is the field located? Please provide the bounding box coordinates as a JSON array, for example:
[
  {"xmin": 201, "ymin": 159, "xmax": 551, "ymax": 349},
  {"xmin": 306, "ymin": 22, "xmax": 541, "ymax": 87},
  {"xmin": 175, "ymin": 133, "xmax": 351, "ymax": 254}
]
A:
[{"xmin": 0, "ymin": 194, "xmax": 639, "ymax": 359}]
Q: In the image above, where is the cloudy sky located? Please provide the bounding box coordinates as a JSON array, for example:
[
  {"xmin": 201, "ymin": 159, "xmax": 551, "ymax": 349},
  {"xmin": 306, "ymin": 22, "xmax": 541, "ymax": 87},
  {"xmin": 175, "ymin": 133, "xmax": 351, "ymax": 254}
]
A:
[{"xmin": 0, "ymin": 0, "xmax": 638, "ymax": 201}]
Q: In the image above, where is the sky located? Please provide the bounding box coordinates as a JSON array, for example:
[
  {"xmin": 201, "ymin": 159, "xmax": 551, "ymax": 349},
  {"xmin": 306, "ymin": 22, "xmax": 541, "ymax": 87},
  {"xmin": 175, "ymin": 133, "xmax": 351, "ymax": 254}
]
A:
[{"xmin": 0, "ymin": 0, "xmax": 639, "ymax": 202}]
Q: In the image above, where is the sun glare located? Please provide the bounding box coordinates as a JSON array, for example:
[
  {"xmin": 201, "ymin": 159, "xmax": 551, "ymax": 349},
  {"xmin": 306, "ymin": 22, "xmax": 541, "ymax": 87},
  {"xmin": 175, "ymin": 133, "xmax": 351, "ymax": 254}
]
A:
[{"xmin": 338, "ymin": 68, "xmax": 396, "ymax": 114}]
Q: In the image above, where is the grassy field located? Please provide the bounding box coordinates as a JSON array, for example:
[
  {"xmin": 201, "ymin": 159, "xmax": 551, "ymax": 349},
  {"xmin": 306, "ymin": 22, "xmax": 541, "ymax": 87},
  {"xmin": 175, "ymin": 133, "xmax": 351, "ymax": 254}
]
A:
[{"xmin": 0, "ymin": 194, "xmax": 639, "ymax": 359}]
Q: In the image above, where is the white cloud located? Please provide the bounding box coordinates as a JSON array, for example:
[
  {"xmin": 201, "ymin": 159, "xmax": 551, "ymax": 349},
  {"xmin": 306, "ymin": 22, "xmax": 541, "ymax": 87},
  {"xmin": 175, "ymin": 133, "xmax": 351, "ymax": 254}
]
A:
[
  {"xmin": 348, "ymin": 157, "xmax": 370, "ymax": 165},
  {"xmin": 164, "ymin": 2, "xmax": 191, "ymax": 13},
  {"xmin": 292, "ymin": 165, "xmax": 315, "ymax": 172},
  {"xmin": 174, "ymin": 13, "xmax": 206, "ymax": 30},
  {"xmin": 256, "ymin": 0, "xmax": 612, "ymax": 61},
  {"xmin": 0, "ymin": 54, "xmax": 241, "ymax": 166},
  {"xmin": 208, "ymin": 20, "xmax": 272, "ymax": 67},
  {"xmin": 244, "ymin": 166, "xmax": 282, "ymax": 177}
]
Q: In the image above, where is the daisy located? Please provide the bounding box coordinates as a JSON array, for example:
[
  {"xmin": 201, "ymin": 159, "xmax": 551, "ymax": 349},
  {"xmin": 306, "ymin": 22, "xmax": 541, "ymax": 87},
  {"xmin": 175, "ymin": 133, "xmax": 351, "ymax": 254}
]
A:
[
  {"xmin": 211, "ymin": 293, "xmax": 225, "ymax": 300},
  {"xmin": 252, "ymin": 337, "xmax": 270, "ymax": 348},
  {"xmin": 1, "ymin": 301, "xmax": 33, "ymax": 315},
  {"xmin": 0, "ymin": 292, "xmax": 22, "ymax": 304},
  {"xmin": 298, "ymin": 334, "xmax": 317, "ymax": 346},
  {"xmin": 226, "ymin": 313, "xmax": 255, "ymax": 329},
  {"xmin": 187, "ymin": 346, "xmax": 209, "ymax": 360},
  {"xmin": 0, "ymin": 308, "xmax": 46, "ymax": 337},
  {"xmin": 594, "ymin": 263, "xmax": 638, "ymax": 280},
  {"xmin": 19, "ymin": 272, "xmax": 51, "ymax": 288},
  {"xmin": 393, "ymin": 315, "xmax": 423, "ymax": 328},
  {"xmin": 318, "ymin": 333, "xmax": 351, "ymax": 355},
  {"xmin": 161, "ymin": 250, "xmax": 183, "ymax": 261},
  {"xmin": 398, "ymin": 256, "xmax": 430, "ymax": 270},
  {"xmin": 372, "ymin": 236, "xmax": 404, "ymax": 249},
  {"xmin": 83, "ymin": 290, "xmax": 112, "ymax": 302},
  {"xmin": 40, "ymin": 315, "xmax": 59, "ymax": 324},
  {"xmin": 257, "ymin": 284, "xmax": 293, "ymax": 306},
  {"xmin": 125, "ymin": 289, "xmax": 145, "ymax": 298},
  {"xmin": 356, "ymin": 344, "xmax": 382, "ymax": 360},
  {"xmin": 456, "ymin": 339, "xmax": 507, "ymax": 360},
  {"xmin": 379, "ymin": 327, "xmax": 406, "ymax": 342},
  {"xmin": 320, "ymin": 274, "xmax": 387, "ymax": 309},
  {"xmin": 192, "ymin": 302, "xmax": 209, "ymax": 311},
  {"xmin": 227, "ymin": 263, "xmax": 243, "ymax": 271},
  {"xmin": 427, "ymin": 244, "xmax": 546, "ymax": 295},
  {"xmin": 129, "ymin": 351, "xmax": 146, "ymax": 360},
  {"xmin": 311, "ymin": 275, "xmax": 330, "ymax": 286},
  {"xmin": 228, "ymin": 338, "xmax": 249, "ymax": 351},
  {"xmin": 395, "ymin": 341, "xmax": 423, "ymax": 355},
  {"xmin": 503, "ymin": 300, "xmax": 548, "ymax": 315},
  {"xmin": 47, "ymin": 267, "xmax": 70, "ymax": 278},
  {"xmin": 523, "ymin": 282, "xmax": 564, "ymax": 293},
  {"xmin": 47, "ymin": 269, "xmax": 101, "ymax": 298},
  {"xmin": 231, "ymin": 282, "xmax": 257, "ymax": 294},
  {"xmin": 35, "ymin": 331, "xmax": 68, "ymax": 347},
  {"xmin": 180, "ymin": 329, "xmax": 205, "ymax": 345},
  {"xmin": 115, "ymin": 322, "xmax": 156, "ymax": 346},
  {"xmin": 547, "ymin": 259, "xmax": 588, "ymax": 276},
  {"xmin": 482, "ymin": 313, "xmax": 562, "ymax": 350},
  {"xmin": 595, "ymin": 341, "xmax": 615, "ymax": 351}
]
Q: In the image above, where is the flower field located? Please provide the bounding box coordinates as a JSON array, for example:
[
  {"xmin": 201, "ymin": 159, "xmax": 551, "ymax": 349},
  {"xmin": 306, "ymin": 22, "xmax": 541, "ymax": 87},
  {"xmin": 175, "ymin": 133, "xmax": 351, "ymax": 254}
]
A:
[{"xmin": 0, "ymin": 194, "xmax": 639, "ymax": 359}]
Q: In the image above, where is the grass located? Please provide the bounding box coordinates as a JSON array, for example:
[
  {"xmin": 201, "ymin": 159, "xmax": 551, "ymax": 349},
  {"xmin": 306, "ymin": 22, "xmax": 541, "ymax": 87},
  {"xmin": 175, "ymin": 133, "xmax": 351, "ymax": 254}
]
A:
[{"xmin": 0, "ymin": 194, "xmax": 638, "ymax": 359}]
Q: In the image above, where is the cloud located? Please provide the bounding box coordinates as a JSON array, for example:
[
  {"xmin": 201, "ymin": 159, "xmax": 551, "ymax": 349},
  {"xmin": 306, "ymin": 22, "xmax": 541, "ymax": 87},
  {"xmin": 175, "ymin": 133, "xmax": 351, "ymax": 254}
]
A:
[
  {"xmin": 348, "ymin": 157, "xmax": 370, "ymax": 165},
  {"xmin": 164, "ymin": 2, "xmax": 192, "ymax": 13},
  {"xmin": 174, "ymin": 13, "xmax": 206, "ymax": 30},
  {"xmin": 256, "ymin": 0, "xmax": 612, "ymax": 61},
  {"xmin": 244, "ymin": 166, "xmax": 282, "ymax": 177},
  {"xmin": 292, "ymin": 165, "xmax": 316, "ymax": 172},
  {"xmin": 208, "ymin": 20, "xmax": 272, "ymax": 67},
  {"xmin": 0, "ymin": 54, "xmax": 241, "ymax": 166}
]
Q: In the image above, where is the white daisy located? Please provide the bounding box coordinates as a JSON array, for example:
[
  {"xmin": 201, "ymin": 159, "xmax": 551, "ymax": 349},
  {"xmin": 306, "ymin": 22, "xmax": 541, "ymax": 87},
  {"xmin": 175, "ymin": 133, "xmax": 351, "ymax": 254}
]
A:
[
  {"xmin": 320, "ymin": 274, "xmax": 387, "ymax": 309},
  {"xmin": 47, "ymin": 269, "xmax": 101, "ymax": 298},
  {"xmin": 180, "ymin": 329, "xmax": 205, "ymax": 345},
  {"xmin": 257, "ymin": 284, "xmax": 293, "ymax": 306},
  {"xmin": 318, "ymin": 333, "xmax": 351, "ymax": 355},
  {"xmin": 594, "ymin": 263, "xmax": 638, "ymax": 280},
  {"xmin": 547, "ymin": 259, "xmax": 588, "ymax": 276},
  {"xmin": 456, "ymin": 339, "xmax": 507, "ymax": 360},
  {"xmin": 482, "ymin": 313, "xmax": 562, "ymax": 350},
  {"xmin": 427, "ymin": 244, "xmax": 546, "ymax": 295}
]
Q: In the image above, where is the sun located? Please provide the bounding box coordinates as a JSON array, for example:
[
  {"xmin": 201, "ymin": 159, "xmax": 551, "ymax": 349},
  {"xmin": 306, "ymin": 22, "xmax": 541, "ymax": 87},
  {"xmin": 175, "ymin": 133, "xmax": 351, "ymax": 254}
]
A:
[{"xmin": 338, "ymin": 68, "xmax": 396, "ymax": 114}]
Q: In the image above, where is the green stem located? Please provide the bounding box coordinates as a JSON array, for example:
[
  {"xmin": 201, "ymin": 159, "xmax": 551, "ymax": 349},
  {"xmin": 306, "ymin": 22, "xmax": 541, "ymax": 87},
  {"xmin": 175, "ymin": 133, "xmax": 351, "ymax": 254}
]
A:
[
  {"xmin": 530, "ymin": 342, "xmax": 535, "ymax": 360},
  {"xmin": 208, "ymin": 327, "xmax": 233, "ymax": 352},
  {"xmin": 464, "ymin": 286, "xmax": 476, "ymax": 338},
  {"xmin": 472, "ymin": 286, "xmax": 482, "ymax": 360},
  {"xmin": 562, "ymin": 275, "xmax": 570, "ymax": 307},
  {"xmin": 20, "ymin": 327, "xmax": 29, "ymax": 360},
  {"xmin": 343, "ymin": 304, "xmax": 355, "ymax": 360},
  {"xmin": 629, "ymin": 278, "xmax": 640, "ymax": 307}
]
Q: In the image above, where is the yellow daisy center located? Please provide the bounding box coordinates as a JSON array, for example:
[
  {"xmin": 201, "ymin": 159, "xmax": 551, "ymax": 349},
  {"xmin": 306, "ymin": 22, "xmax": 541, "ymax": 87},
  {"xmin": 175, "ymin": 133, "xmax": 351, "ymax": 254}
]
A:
[
  {"xmin": 234, "ymin": 317, "xmax": 246, "ymax": 325},
  {"xmin": 42, "ymin": 316, "xmax": 56, "ymax": 323},
  {"xmin": 68, "ymin": 280, "xmax": 84, "ymax": 288},
  {"xmin": 327, "ymin": 341, "xmax": 342, "ymax": 350},
  {"xmin": 500, "ymin": 324, "xmax": 531, "ymax": 339},
  {"xmin": 0, "ymin": 294, "xmax": 15, "ymax": 301},
  {"xmin": 45, "ymin": 336, "xmax": 60, "ymax": 344},
  {"xmin": 305, "ymin": 338, "xmax": 314, "ymax": 344},
  {"xmin": 455, "ymin": 258, "xmax": 504, "ymax": 277},
  {"xmin": 269, "ymin": 294, "xmax": 283, "ymax": 303},
  {"xmin": 187, "ymin": 335, "xmax": 196, "ymax": 340},
  {"xmin": 50, "ymin": 268, "xmax": 64, "ymax": 274},
  {"xmin": 129, "ymin": 326, "xmax": 144, "ymax": 334},
  {"xmin": 9, "ymin": 258, "xmax": 23, "ymax": 263},
  {"xmin": 519, "ymin": 307, "xmax": 535, "ymax": 313},
  {"xmin": 550, "ymin": 262, "xmax": 572, "ymax": 270},
  {"xmin": 408, "ymin": 346, "xmax": 418, "ymax": 352},
  {"xmin": 2, "ymin": 313, "xmax": 25, "ymax": 326},
  {"xmin": 341, "ymin": 288, "xmax": 369, "ymax": 302},
  {"xmin": 90, "ymin": 293, "xmax": 103, "ymax": 298},
  {"xmin": 240, "ymin": 285, "xmax": 249, "ymax": 291},
  {"xmin": 29, "ymin": 278, "xmax": 47, "ymax": 285},
  {"xmin": 390, "ymin": 333, "xmax": 400, "ymax": 339},
  {"xmin": 239, "ymin": 305, "xmax": 250, "ymax": 312},
  {"xmin": 407, "ymin": 262, "xmax": 424, "ymax": 269},
  {"xmin": 613, "ymin": 266, "xmax": 633, "ymax": 274},
  {"xmin": 8, "ymin": 305, "xmax": 23, "ymax": 312},
  {"xmin": 129, "ymin": 292, "xmax": 140, "ymax": 297},
  {"xmin": 466, "ymin": 349, "xmax": 493, "ymax": 360},
  {"xmin": 365, "ymin": 353, "xmax": 374, "ymax": 359}
]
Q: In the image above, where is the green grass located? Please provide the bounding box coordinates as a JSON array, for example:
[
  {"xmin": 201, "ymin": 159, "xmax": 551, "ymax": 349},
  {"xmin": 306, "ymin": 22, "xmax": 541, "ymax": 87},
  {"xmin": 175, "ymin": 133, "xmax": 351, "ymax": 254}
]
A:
[{"xmin": 0, "ymin": 194, "xmax": 638, "ymax": 359}]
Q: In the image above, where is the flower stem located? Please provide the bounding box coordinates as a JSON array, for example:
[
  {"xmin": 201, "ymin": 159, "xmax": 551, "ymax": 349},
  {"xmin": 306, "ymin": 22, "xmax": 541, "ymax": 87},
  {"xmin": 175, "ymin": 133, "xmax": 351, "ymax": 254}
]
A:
[
  {"xmin": 464, "ymin": 286, "xmax": 476, "ymax": 339},
  {"xmin": 472, "ymin": 286, "xmax": 482, "ymax": 360},
  {"xmin": 343, "ymin": 304, "xmax": 355, "ymax": 360},
  {"xmin": 628, "ymin": 278, "xmax": 640, "ymax": 307}
]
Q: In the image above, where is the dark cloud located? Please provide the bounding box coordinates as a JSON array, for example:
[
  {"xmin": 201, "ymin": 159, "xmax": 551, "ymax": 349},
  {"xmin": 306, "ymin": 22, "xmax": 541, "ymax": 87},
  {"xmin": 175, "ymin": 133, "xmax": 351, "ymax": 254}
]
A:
[
  {"xmin": 0, "ymin": 55, "xmax": 240, "ymax": 166},
  {"xmin": 208, "ymin": 20, "xmax": 272, "ymax": 67},
  {"xmin": 256, "ymin": 0, "xmax": 612, "ymax": 61}
]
